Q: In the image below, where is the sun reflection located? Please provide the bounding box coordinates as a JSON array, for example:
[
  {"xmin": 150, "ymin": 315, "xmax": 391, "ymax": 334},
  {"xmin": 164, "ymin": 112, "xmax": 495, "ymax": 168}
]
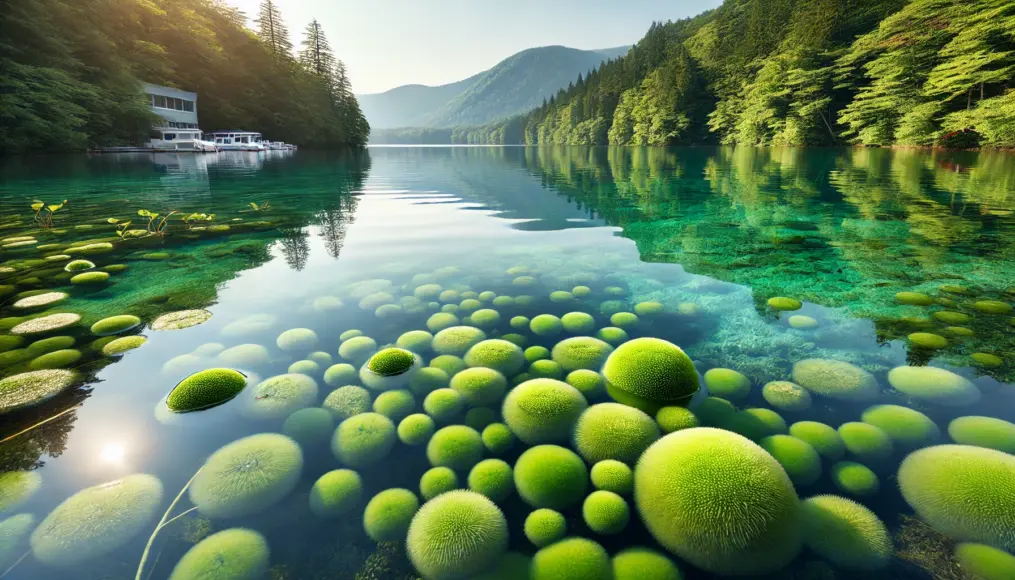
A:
[{"xmin": 99, "ymin": 442, "xmax": 126, "ymax": 463}]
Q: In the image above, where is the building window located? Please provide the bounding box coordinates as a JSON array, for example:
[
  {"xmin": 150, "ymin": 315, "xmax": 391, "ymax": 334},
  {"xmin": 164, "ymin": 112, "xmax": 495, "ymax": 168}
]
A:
[
  {"xmin": 164, "ymin": 133, "xmax": 176, "ymax": 141},
  {"xmin": 183, "ymin": 101, "xmax": 194, "ymax": 112}
]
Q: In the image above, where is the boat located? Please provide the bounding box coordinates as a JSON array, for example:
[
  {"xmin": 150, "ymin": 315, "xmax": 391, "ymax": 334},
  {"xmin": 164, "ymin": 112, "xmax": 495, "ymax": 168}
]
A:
[
  {"xmin": 147, "ymin": 128, "xmax": 218, "ymax": 152},
  {"xmin": 206, "ymin": 131, "xmax": 266, "ymax": 151}
]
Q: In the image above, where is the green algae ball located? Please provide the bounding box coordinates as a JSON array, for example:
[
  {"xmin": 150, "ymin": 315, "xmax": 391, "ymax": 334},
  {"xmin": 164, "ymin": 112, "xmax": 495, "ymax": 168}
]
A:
[
  {"xmin": 432, "ymin": 326, "xmax": 487, "ymax": 356},
  {"xmin": 590, "ymin": 459, "xmax": 633, "ymax": 495},
  {"xmin": 282, "ymin": 407, "xmax": 334, "ymax": 446},
  {"xmin": 703, "ymin": 368, "xmax": 751, "ymax": 401},
  {"xmin": 338, "ymin": 335, "xmax": 378, "ymax": 363},
  {"xmin": 529, "ymin": 359, "xmax": 563, "ymax": 379},
  {"xmin": 789, "ymin": 421, "xmax": 846, "ymax": 461},
  {"xmin": 245, "ymin": 373, "xmax": 318, "ymax": 420},
  {"xmin": 470, "ymin": 308, "xmax": 501, "ymax": 330},
  {"xmin": 887, "ymin": 365, "xmax": 980, "ymax": 406},
  {"xmin": 561, "ymin": 311, "xmax": 596, "ymax": 334},
  {"xmin": 275, "ymin": 328, "xmax": 319, "ymax": 352},
  {"xmin": 481, "ymin": 423, "xmax": 514, "ymax": 455},
  {"xmin": 788, "ymin": 315, "xmax": 819, "ymax": 330},
  {"xmin": 167, "ymin": 527, "xmax": 269, "ymax": 580},
  {"xmin": 584, "ymin": 490, "xmax": 630, "ymax": 535},
  {"xmin": 502, "ymin": 378, "xmax": 587, "ymax": 445},
  {"xmin": 524, "ymin": 509, "xmax": 566, "ymax": 548},
  {"xmin": 309, "ymin": 351, "xmax": 334, "ymax": 367},
  {"xmin": 90, "ymin": 314, "xmax": 141, "ymax": 336},
  {"xmin": 468, "ymin": 458, "xmax": 514, "ymax": 502},
  {"xmin": 831, "ymin": 461, "xmax": 880, "ymax": 498},
  {"xmin": 971, "ymin": 352, "xmax": 1004, "ymax": 368},
  {"xmin": 167, "ymin": 368, "xmax": 247, "ymax": 413},
  {"xmin": 323, "ymin": 363, "xmax": 357, "ymax": 388},
  {"xmin": 0, "ymin": 513, "xmax": 35, "ymax": 570},
  {"xmin": 791, "ymin": 359, "xmax": 879, "ymax": 402},
  {"xmin": 373, "ymin": 389, "xmax": 416, "ymax": 421},
  {"xmin": 70, "ymin": 271, "xmax": 109, "ymax": 285},
  {"xmin": 410, "ymin": 367, "xmax": 450, "ymax": 397},
  {"xmin": 634, "ymin": 428, "xmax": 802, "ymax": 576},
  {"xmin": 573, "ymin": 402, "xmax": 659, "ymax": 465},
  {"xmin": 322, "ymin": 385, "xmax": 371, "ymax": 421},
  {"xmin": 421, "ymin": 466, "xmax": 459, "ymax": 500},
  {"xmin": 530, "ymin": 314, "xmax": 563, "ymax": 337},
  {"xmin": 510, "ymin": 315, "xmax": 530, "ymax": 330},
  {"xmin": 288, "ymin": 359, "xmax": 320, "ymax": 376},
  {"xmin": 361, "ymin": 347, "xmax": 419, "ymax": 390},
  {"xmin": 549, "ymin": 290, "xmax": 575, "ymax": 304},
  {"xmin": 610, "ymin": 312, "xmax": 639, "ymax": 329},
  {"xmin": 944, "ymin": 325, "xmax": 975, "ymax": 337},
  {"xmin": 430, "ymin": 354, "xmax": 467, "ymax": 377},
  {"xmin": 719, "ymin": 407, "xmax": 787, "ymax": 441},
  {"xmin": 309, "ymin": 469, "xmax": 363, "ymax": 518},
  {"xmin": 955, "ymin": 543, "xmax": 1015, "ymax": 580},
  {"xmin": 861, "ymin": 404, "xmax": 940, "ymax": 448},
  {"xmin": 492, "ymin": 296, "xmax": 513, "ymax": 308},
  {"xmin": 909, "ymin": 332, "xmax": 948, "ymax": 349},
  {"xmin": 602, "ymin": 337, "xmax": 699, "ymax": 413},
  {"xmin": 451, "ymin": 367, "xmax": 508, "ymax": 407},
  {"xmin": 459, "ymin": 298, "xmax": 482, "ymax": 313},
  {"xmin": 101, "ymin": 335, "xmax": 146, "ymax": 356},
  {"xmin": 767, "ymin": 296, "xmax": 802, "ymax": 311},
  {"xmin": 896, "ymin": 291, "xmax": 934, "ymax": 306},
  {"xmin": 596, "ymin": 326, "xmax": 629, "ymax": 346},
  {"xmin": 634, "ymin": 301, "xmax": 664, "ymax": 318},
  {"xmin": 948, "ymin": 416, "xmax": 1015, "ymax": 454},
  {"xmin": 465, "ymin": 407, "xmax": 498, "ymax": 430},
  {"xmin": 414, "ymin": 283, "xmax": 443, "ymax": 301},
  {"xmin": 190, "ymin": 434, "xmax": 302, "ymax": 519},
  {"xmin": 424, "ymin": 388, "xmax": 465, "ymax": 423},
  {"xmin": 759, "ymin": 434, "xmax": 822, "ymax": 486},
  {"xmin": 396, "ymin": 330, "xmax": 434, "ymax": 354},
  {"xmin": 551, "ymin": 336, "xmax": 614, "ymax": 372},
  {"xmin": 427, "ymin": 425, "xmax": 484, "ymax": 471},
  {"xmin": 331, "ymin": 412, "xmax": 396, "ymax": 467},
  {"xmin": 514, "ymin": 444, "xmax": 588, "ymax": 510},
  {"xmin": 761, "ymin": 381, "xmax": 812, "ymax": 412},
  {"xmin": 0, "ymin": 471, "xmax": 42, "ymax": 513},
  {"xmin": 464, "ymin": 339, "xmax": 525, "ymax": 376},
  {"xmin": 525, "ymin": 345, "xmax": 550, "ymax": 363},
  {"xmin": 364, "ymin": 488, "xmax": 419, "ymax": 542},
  {"xmin": 427, "ymin": 312, "xmax": 460, "ymax": 333},
  {"xmin": 691, "ymin": 396, "xmax": 736, "ymax": 427},
  {"xmin": 64, "ymin": 259, "xmax": 95, "ymax": 272},
  {"xmin": 28, "ymin": 348, "xmax": 81, "ymax": 370},
  {"xmin": 801, "ymin": 495, "xmax": 892, "ymax": 570},
  {"xmin": 566, "ymin": 369, "xmax": 604, "ymax": 399},
  {"xmin": 973, "ymin": 300, "xmax": 1012, "ymax": 315},
  {"xmin": 406, "ymin": 490, "xmax": 509, "ymax": 580},
  {"xmin": 933, "ymin": 310, "xmax": 970, "ymax": 324},
  {"xmin": 838, "ymin": 422, "xmax": 893, "ymax": 464},
  {"xmin": 398, "ymin": 413, "xmax": 436, "ymax": 446},
  {"xmin": 612, "ymin": 547, "xmax": 681, "ymax": 580},
  {"xmin": 532, "ymin": 537, "xmax": 611, "ymax": 580},
  {"xmin": 655, "ymin": 406, "xmax": 699, "ymax": 433}
]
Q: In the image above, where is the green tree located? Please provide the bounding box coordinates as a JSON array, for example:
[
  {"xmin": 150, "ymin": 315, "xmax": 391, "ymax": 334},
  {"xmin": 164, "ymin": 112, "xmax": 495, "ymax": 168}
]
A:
[{"xmin": 256, "ymin": 0, "xmax": 293, "ymax": 59}]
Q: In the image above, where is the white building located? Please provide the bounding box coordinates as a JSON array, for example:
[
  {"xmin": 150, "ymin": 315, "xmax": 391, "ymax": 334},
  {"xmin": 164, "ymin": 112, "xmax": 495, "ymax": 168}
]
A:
[{"xmin": 143, "ymin": 83, "xmax": 215, "ymax": 152}]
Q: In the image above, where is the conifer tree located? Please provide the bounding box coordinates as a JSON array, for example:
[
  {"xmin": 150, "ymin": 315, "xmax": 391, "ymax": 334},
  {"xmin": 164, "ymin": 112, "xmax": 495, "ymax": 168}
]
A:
[{"xmin": 255, "ymin": 0, "xmax": 292, "ymax": 58}]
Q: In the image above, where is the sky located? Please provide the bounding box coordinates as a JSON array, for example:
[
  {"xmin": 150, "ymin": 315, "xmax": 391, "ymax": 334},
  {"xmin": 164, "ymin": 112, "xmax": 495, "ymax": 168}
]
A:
[{"xmin": 226, "ymin": 0, "xmax": 722, "ymax": 94}]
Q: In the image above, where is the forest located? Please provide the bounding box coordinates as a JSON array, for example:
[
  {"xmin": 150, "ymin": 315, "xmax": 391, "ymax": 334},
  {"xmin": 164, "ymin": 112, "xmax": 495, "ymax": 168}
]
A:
[
  {"xmin": 433, "ymin": 0, "xmax": 1015, "ymax": 149},
  {"xmin": 0, "ymin": 0, "xmax": 369, "ymax": 153}
]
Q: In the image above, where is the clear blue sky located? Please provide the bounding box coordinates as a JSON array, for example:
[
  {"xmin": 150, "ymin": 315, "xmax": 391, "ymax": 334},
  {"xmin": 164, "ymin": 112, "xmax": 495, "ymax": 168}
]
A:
[{"xmin": 226, "ymin": 0, "xmax": 722, "ymax": 94}]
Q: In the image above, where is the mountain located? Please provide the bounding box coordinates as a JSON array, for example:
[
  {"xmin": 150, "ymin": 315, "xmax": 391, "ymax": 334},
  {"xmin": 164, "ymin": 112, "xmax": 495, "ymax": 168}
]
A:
[{"xmin": 359, "ymin": 45, "xmax": 629, "ymax": 130}]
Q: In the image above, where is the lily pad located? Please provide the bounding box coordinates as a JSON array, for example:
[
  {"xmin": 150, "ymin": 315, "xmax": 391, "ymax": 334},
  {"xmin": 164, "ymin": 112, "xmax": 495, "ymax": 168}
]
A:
[
  {"xmin": 10, "ymin": 313, "xmax": 81, "ymax": 335},
  {"xmin": 0, "ymin": 369, "xmax": 79, "ymax": 414},
  {"xmin": 152, "ymin": 309, "xmax": 213, "ymax": 331},
  {"xmin": 12, "ymin": 292, "xmax": 68, "ymax": 309}
]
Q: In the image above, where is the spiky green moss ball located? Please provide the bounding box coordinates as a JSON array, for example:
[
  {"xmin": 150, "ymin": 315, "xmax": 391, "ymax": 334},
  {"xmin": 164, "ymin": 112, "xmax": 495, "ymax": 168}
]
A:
[
  {"xmin": 583, "ymin": 490, "xmax": 630, "ymax": 535},
  {"xmin": 573, "ymin": 402, "xmax": 659, "ymax": 465},
  {"xmin": 760, "ymin": 435, "xmax": 822, "ymax": 486},
  {"xmin": 101, "ymin": 335, "xmax": 146, "ymax": 356},
  {"xmin": 703, "ymin": 368, "xmax": 751, "ymax": 401},
  {"xmin": 634, "ymin": 428, "xmax": 802, "ymax": 575},
  {"xmin": 954, "ymin": 543, "xmax": 1015, "ymax": 580},
  {"xmin": 398, "ymin": 413, "xmax": 436, "ymax": 446},
  {"xmin": 481, "ymin": 423, "xmax": 514, "ymax": 455},
  {"xmin": 566, "ymin": 369, "xmax": 604, "ymax": 399},
  {"xmin": 465, "ymin": 407, "xmax": 498, "ymax": 430},
  {"xmin": 948, "ymin": 416, "xmax": 1015, "ymax": 454},
  {"xmin": 791, "ymin": 359, "xmax": 880, "ymax": 401},
  {"xmin": 26, "ymin": 335, "xmax": 76, "ymax": 356},
  {"xmin": 549, "ymin": 291, "xmax": 574, "ymax": 305},
  {"xmin": 421, "ymin": 466, "xmax": 459, "ymax": 500},
  {"xmin": 373, "ymin": 389, "xmax": 416, "ymax": 421},
  {"xmin": 167, "ymin": 528, "xmax": 268, "ymax": 580},
  {"xmin": 424, "ymin": 388, "xmax": 465, "ymax": 423},
  {"xmin": 531, "ymin": 537, "xmax": 612, "ymax": 580},
  {"xmin": 514, "ymin": 445, "xmax": 588, "ymax": 510},
  {"xmin": 338, "ymin": 336, "xmax": 378, "ymax": 364},
  {"xmin": 323, "ymin": 385, "xmax": 371, "ymax": 421},
  {"xmin": 509, "ymin": 316, "xmax": 530, "ymax": 330},
  {"xmin": 28, "ymin": 348, "xmax": 81, "ymax": 370},
  {"xmin": 245, "ymin": 373, "xmax": 319, "ymax": 420},
  {"xmin": 899, "ymin": 445, "xmax": 1015, "ymax": 550},
  {"xmin": 64, "ymin": 259, "xmax": 95, "ymax": 272},
  {"xmin": 612, "ymin": 547, "xmax": 681, "ymax": 580},
  {"xmin": 838, "ymin": 422, "xmax": 894, "ymax": 464},
  {"xmin": 596, "ymin": 326, "xmax": 629, "ymax": 346},
  {"xmin": 887, "ymin": 366, "xmax": 981, "ymax": 406},
  {"xmin": 789, "ymin": 421, "xmax": 846, "ymax": 460},
  {"xmin": 530, "ymin": 314, "xmax": 563, "ymax": 337},
  {"xmin": 282, "ymin": 407, "xmax": 334, "ymax": 446},
  {"xmin": 524, "ymin": 509, "xmax": 566, "ymax": 548},
  {"xmin": 364, "ymin": 488, "xmax": 419, "ymax": 543},
  {"xmin": 610, "ymin": 312, "xmax": 639, "ymax": 329},
  {"xmin": 973, "ymin": 300, "xmax": 1013, "ymax": 315},
  {"xmin": 427, "ymin": 313, "xmax": 460, "ymax": 333},
  {"xmin": 572, "ymin": 285, "xmax": 591, "ymax": 298},
  {"xmin": 909, "ymin": 332, "xmax": 948, "ymax": 349},
  {"xmin": 460, "ymin": 298, "xmax": 482, "ymax": 313},
  {"xmin": 406, "ymin": 490, "xmax": 509, "ymax": 579},
  {"xmin": 468, "ymin": 459, "xmax": 514, "ymax": 502},
  {"xmin": 166, "ymin": 368, "xmax": 248, "ymax": 413},
  {"xmin": 801, "ymin": 495, "xmax": 892, "ymax": 570},
  {"xmin": 762, "ymin": 381, "xmax": 812, "ymax": 412},
  {"xmin": 768, "ymin": 297, "xmax": 802, "ymax": 311},
  {"xmin": 70, "ymin": 271, "xmax": 109, "ymax": 285},
  {"xmin": 361, "ymin": 348, "xmax": 420, "ymax": 391},
  {"xmin": 331, "ymin": 412, "xmax": 396, "ymax": 468},
  {"xmin": 396, "ymin": 330, "xmax": 434, "ymax": 355},
  {"xmin": 321, "ymin": 363, "xmax": 355, "ymax": 388},
  {"xmin": 427, "ymin": 425, "xmax": 484, "ymax": 471},
  {"xmin": 189, "ymin": 433, "xmax": 302, "ymax": 519},
  {"xmin": 602, "ymin": 338, "xmax": 699, "ymax": 414},
  {"xmin": 309, "ymin": 469, "xmax": 363, "ymax": 518},
  {"xmin": 410, "ymin": 367, "xmax": 450, "ymax": 397},
  {"xmin": 720, "ymin": 408, "xmax": 787, "ymax": 441},
  {"xmin": 470, "ymin": 308, "xmax": 501, "ymax": 331},
  {"xmin": 633, "ymin": 301, "xmax": 664, "ymax": 318},
  {"xmin": 0, "ymin": 471, "xmax": 42, "ymax": 512},
  {"xmin": 831, "ymin": 461, "xmax": 880, "ymax": 498},
  {"xmin": 528, "ymin": 359, "xmax": 563, "ymax": 379},
  {"xmin": 971, "ymin": 353, "xmax": 1004, "ymax": 368},
  {"xmin": 861, "ymin": 404, "xmax": 940, "ymax": 448},
  {"xmin": 550, "ymin": 337, "xmax": 614, "ymax": 373},
  {"xmin": 464, "ymin": 339, "xmax": 525, "ymax": 377},
  {"xmin": 691, "ymin": 396, "xmax": 736, "ymax": 426},
  {"xmin": 502, "ymin": 378, "xmax": 587, "ymax": 445},
  {"xmin": 432, "ymin": 326, "xmax": 487, "ymax": 357},
  {"xmin": 90, "ymin": 314, "xmax": 141, "ymax": 336},
  {"xmin": 590, "ymin": 459, "xmax": 633, "ymax": 496},
  {"xmin": 561, "ymin": 312, "xmax": 596, "ymax": 335},
  {"xmin": 655, "ymin": 405, "xmax": 699, "ymax": 434}
]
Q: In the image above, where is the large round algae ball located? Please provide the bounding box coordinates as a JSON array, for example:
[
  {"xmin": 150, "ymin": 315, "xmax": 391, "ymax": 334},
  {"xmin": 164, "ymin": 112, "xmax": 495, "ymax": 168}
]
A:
[
  {"xmin": 759, "ymin": 435, "xmax": 822, "ymax": 486},
  {"xmin": 933, "ymin": 310, "xmax": 971, "ymax": 324},
  {"xmin": 524, "ymin": 509, "xmax": 566, "ymax": 547},
  {"xmin": 768, "ymin": 296, "xmax": 802, "ymax": 311},
  {"xmin": 899, "ymin": 445, "xmax": 1015, "ymax": 550},
  {"xmin": 245, "ymin": 374, "xmax": 319, "ymax": 420},
  {"xmin": 703, "ymin": 368, "xmax": 751, "ymax": 401},
  {"xmin": 590, "ymin": 459, "xmax": 633, "ymax": 495},
  {"xmin": 584, "ymin": 490, "xmax": 630, "ymax": 535},
  {"xmin": 363, "ymin": 488, "xmax": 419, "ymax": 542},
  {"xmin": 167, "ymin": 368, "xmax": 247, "ymax": 413},
  {"xmin": 372, "ymin": 389, "xmax": 416, "ymax": 421},
  {"xmin": 411, "ymin": 367, "xmax": 451, "ymax": 397},
  {"xmin": 596, "ymin": 326, "xmax": 629, "ymax": 346},
  {"xmin": 450, "ymin": 367, "xmax": 508, "ymax": 407},
  {"xmin": 430, "ymin": 354, "xmax": 467, "ymax": 378},
  {"xmin": 464, "ymin": 339, "xmax": 525, "ymax": 376},
  {"xmin": 971, "ymin": 352, "xmax": 1004, "ymax": 368},
  {"xmin": 887, "ymin": 366, "xmax": 981, "ymax": 406},
  {"xmin": 427, "ymin": 312, "xmax": 460, "ymax": 333},
  {"xmin": 634, "ymin": 301, "xmax": 665, "ymax": 318},
  {"xmin": 791, "ymin": 359, "xmax": 880, "ymax": 401},
  {"xmin": 602, "ymin": 338, "xmax": 699, "ymax": 413},
  {"xmin": 831, "ymin": 461, "xmax": 880, "ymax": 498},
  {"xmin": 838, "ymin": 422, "xmax": 893, "ymax": 464},
  {"xmin": 954, "ymin": 543, "xmax": 1015, "ymax": 580},
  {"xmin": 308, "ymin": 469, "xmax": 365, "ymax": 520},
  {"xmin": 762, "ymin": 381, "xmax": 812, "ymax": 412},
  {"xmin": 514, "ymin": 445, "xmax": 588, "ymax": 510},
  {"xmin": 528, "ymin": 359, "xmax": 563, "ymax": 379},
  {"xmin": 530, "ymin": 314, "xmax": 563, "ymax": 337},
  {"xmin": 551, "ymin": 337, "xmax": 614, "ymax": 373},
  {"xmin": 481, "ymin": 423, "xmax": 515, "ymax": 455},
  {"xmin": 549, "ymin": 290, "xmax": 575, "ymax": 305},
  {"xmin": 338, "ymin": 335, "xmax": 378, "ymax": 363},
  {"xmin": 407, "ymin": 490, "xmax": 509, "ymax": 579},
  {"xmin": 561, "ymin": 312, "xmax": 596, "ymax": 335},
  {"xmin": 719, "ymin": 408, "xmax": 787, "ymax": 441},
  {"xmin": 610, "ymin": 312, "xmax": 639, "ymax": 329},
  {"xmin": 29, "ymin": 473, "xmax": 163, "ymax": 567},
  {"xmin": 0, "ymin": 369, "xmax": 79, "ymax": 415},
  {"xmin": 323, "ymin": 385, "xmax": 372, "ymax": 420},
  {"xmin": 424, "ymin": 388, "xmax": 465, "ymax": 423},
  {"xmin": 331, "ymin": 412, "xmax": 396, "ymax": 467},
  {"xmin": 90, "ymin": 314, "xmax": 141, "ymax": 336},
  {"xmin": 573, "ymin": 403, "xmax": 659, "ymax": 465},
  {"xmin": 510, "ymin": 315, "xmax": 530, "ymax": 331},
  {"xmin": 361, "ymin": 347, "xmax": 420, "ymax": 390},
  {"xmin": 218, "ymin": 343, "xmax": 271, "ymax": 368},
  {"xmin": 397, "ymin": 414, "xmax": 435, "ymax": 447},
  {"xmin": 532, "ymin": 537, "xmax": 612, "ymax": 580},
  {"xmin": 189, "ymin": 433, "xmax": 302, "ymax": 519},
  {"xmin": 167, "ymin": 528, "xmax": 269, "ymax": 580},
  {"xmin": 468, "ymin": 458, "xmax": 514, "ymax": 502},
  {"xmin": 656, "ymin": 406, "xmax": 699, "ymax": 433},
  {"xmin": 282, "ymin": 407, "xmax": 334, "ymax": 446},
  {"xmin": 896, "ymin": 291, "xmax": 934, "ymax": 306},
  {"xmin": 470, "ymin": 308, "xmax": 502, "ymax": 331},
  {"xmin": 691, "ymin": 396, "xmax": 736, "ymax": 427},
  {"xmin": 502, "ymin": 378, "xmax": 587, "ymax": 445},
  {"xmin": 909, "ymin": 332, "xmax": 948, "ymax": 349},
  {"xmin": 323, "ymin": 363, "xmax": 357, "ymax": 387},
  {"xmin": 459, "ymin": 298, "xmax": 482, "ymax": 313},
  {"xmin": 421, "ymin": 466, "xmax": 459, "ymax": 500},
  {"xmin": 414, "ymin": 283, "xmax": 443, "ymax": 301},
  {"xmin": 70, "ymin": 271, "xmax": 109, "ymax": 285},
  {"xmin": 432, "ymin": 326, "xmax": 487, "ymax": 357},
  {"xmin": 948, "ymin": 416, "xmax": 1015, "ymax": 454},
  {"xmin": 634, "ymin": 428, "xmax": 802, "ymax": 576},
  {"xmin": 973, "ymin": 300, "xmax": 1013, "ymax": 315},
  {"xmin": 397, "ymin": 330, "xmax": 434, "ymax": 354},
  {"xmin": 861, "ymin": 404, "xmax": 940, "ymax": 448},
  {"xmin": 102, "ymin": 335, "xmax": 146, "ymax": 356},
  {"xmin": 0, "ymin": 471, "xmax": 42, "ymax": 512},
  {"xmin": 566, "ymin": 369, "xmax": 605, "ymax": 399},
  {"xmin": 275, "ymin": 328, "xmax": 318, "ymax": 352},
  {"xmin": 11, "ymin": 313, "xmax": 81, "ymax": 336},
  {"xmin": 28, "ymin": 348, "xmax": 81, "ymax": 370},
  {"xmin": 789, "ymin": 421, "xmax": 845, "ymax": 460},
  {"xmin": 427, "ymin": 425, "xmax": 484, "ymax": 471},
  {"xmin": 801, "ymin": 495, "xmax": 892, "ymax": 570},
  {"xmin": 612, "ymin": 547, "xmax": 681, "ymax": 580}
]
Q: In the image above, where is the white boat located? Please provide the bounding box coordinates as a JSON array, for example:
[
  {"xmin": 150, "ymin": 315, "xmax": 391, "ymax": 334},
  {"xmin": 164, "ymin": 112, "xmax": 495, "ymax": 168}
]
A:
[
  {"xmin": 148, "ymin": 128, "xmax": 217, "ymax": 152},
  {"xmin": 206, "ymin": 131, "xmax": 266, "ymax": 151}
]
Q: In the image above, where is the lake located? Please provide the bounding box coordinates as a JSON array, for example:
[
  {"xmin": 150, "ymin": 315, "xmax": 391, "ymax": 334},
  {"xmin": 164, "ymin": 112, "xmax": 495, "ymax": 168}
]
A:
[{"xmin": 1, "ymin": 146, "xmax": 1013, "ymax": 580}]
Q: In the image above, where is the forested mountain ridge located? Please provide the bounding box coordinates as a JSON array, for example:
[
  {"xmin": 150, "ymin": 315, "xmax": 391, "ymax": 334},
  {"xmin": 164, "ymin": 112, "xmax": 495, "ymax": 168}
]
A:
[
  {"xmin": 446, "ymin": 0, "xmax": 1015, "ymax": 149},
  {"xmin": 1, "ymin": 0, "xmax": 368, "ymax": 153}
]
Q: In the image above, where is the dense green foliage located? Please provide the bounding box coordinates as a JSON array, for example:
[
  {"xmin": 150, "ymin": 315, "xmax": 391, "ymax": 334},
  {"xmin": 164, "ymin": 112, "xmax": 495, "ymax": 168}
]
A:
[
  {"xmin": 1, "ymin": 0, "xmax": 368, "ymax": 153},
  {"xmin": 440, "ymin": 0, "xmax": 1015, "ymax": 149}
]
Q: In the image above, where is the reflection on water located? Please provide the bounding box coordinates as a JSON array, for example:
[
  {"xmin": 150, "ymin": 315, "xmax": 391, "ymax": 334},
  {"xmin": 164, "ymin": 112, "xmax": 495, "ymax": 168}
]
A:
[{"xmin": 0, "ymin": 146, "xmax": 1012, "ymax": 579}]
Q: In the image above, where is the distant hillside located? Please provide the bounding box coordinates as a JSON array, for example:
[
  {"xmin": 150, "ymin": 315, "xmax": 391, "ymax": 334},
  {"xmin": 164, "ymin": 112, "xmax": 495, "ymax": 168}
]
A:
[{"xmin": 360, "ymin": 45, "xmax": 629, "ymax": 131}]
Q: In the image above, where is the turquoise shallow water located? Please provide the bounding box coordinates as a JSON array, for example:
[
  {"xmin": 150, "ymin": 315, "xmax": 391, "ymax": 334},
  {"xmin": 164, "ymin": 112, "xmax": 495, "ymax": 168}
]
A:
[{"xmin": 0, "ymin": 147, "xmax": 1013, "ymax": 579}]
